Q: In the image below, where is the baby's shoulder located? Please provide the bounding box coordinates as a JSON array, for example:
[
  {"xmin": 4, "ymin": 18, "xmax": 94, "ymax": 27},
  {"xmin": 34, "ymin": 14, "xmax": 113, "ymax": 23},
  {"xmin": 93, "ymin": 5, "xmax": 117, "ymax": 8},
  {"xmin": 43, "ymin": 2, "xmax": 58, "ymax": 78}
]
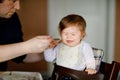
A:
[{"xmin": 81, "ymin": 41, "xmax": 91, "ymax": 47}]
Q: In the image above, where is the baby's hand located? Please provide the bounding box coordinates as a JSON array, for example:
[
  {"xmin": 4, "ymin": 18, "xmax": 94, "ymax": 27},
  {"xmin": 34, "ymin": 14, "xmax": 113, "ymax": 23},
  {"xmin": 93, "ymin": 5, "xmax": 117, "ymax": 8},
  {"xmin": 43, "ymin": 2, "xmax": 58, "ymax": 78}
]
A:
[{"xmin": 85, "ymin": 68, "xmax": 97, "ymax": 75}]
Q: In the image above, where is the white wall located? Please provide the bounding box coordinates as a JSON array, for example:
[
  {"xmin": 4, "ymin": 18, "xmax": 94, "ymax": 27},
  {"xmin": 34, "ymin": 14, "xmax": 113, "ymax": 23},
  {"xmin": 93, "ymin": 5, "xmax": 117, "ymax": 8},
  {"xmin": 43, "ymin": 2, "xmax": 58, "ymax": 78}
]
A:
[{"xmin": 47, "ymin": 0, "xmax": 115, "ymax": 76}]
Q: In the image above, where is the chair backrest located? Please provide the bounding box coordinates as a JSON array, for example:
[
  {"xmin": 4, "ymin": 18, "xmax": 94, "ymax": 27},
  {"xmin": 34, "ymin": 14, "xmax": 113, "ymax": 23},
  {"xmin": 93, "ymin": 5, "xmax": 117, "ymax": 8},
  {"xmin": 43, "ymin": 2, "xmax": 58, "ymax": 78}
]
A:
[
  {"xmin": 92, "ymin": 47, "xmax": 104, "ymax": 71},
  {"xmin": 99, "ymin": 61, "xmax": 120, "ymax": 80}
]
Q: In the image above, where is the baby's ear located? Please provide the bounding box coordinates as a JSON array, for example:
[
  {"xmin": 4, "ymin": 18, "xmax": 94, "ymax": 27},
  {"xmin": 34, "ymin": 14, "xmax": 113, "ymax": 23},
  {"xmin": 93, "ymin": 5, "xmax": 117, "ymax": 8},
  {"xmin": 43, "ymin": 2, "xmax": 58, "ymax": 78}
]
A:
[{"xmin": 82, "ymin": 31, "xmax": 86, "ymax": 38}]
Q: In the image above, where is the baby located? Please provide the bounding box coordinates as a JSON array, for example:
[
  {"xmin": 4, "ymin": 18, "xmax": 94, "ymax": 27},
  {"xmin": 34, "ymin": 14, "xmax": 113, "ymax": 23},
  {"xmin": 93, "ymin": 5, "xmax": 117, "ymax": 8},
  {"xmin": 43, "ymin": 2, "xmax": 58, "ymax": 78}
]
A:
[{"xmin": 44, "ymin": 14, "xmax": 96, "ymax": 74}]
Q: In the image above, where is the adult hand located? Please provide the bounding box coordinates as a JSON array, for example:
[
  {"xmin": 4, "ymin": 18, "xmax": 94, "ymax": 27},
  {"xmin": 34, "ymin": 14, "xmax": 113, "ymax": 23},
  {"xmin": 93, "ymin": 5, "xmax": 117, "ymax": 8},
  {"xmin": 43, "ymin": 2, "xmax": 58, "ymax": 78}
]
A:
[
  {"xmin": 49, "ymin": 38, "xmax": 61, "ymax": 48},
  {"xmin": 24, "ymin": 35, "xmax": 52, "ymax": 54}
]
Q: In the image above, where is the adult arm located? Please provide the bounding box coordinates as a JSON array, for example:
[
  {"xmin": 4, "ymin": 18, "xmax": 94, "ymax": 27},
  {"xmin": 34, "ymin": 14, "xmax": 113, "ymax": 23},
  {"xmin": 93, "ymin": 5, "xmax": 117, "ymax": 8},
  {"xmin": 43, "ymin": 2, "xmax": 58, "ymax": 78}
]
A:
[
  {"xmin": 0, "ymin": 36, "xmax": 51, "ymax": 62},
  {"xmin": 23, "ymin": 53, "xmax": 44, "ymax": 63},
  {"xmin": 23, "ymin": 38, "xmax": 59, "ymax": 63}
]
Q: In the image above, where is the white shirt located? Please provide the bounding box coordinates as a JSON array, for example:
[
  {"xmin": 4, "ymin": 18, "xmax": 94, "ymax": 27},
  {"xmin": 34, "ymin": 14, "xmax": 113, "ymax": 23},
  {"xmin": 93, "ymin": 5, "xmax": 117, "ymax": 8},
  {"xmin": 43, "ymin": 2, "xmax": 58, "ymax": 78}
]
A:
[{"xmin": 44, "ymin": 41, "xmax": 95, "ymax": 71}]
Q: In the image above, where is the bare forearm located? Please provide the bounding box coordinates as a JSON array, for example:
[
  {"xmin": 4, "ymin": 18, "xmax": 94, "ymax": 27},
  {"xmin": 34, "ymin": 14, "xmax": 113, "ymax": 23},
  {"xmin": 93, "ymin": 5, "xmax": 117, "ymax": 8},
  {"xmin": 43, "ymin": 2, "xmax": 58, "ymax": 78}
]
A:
[
  {"xmin": 0, "ymin": 35, "xmax": 52, "ymax": 62},
  {"xmin": 0, "ymin": 42, "xmax": 28, "ymax": 62},
  {"xmin": 23, "ymin": 53, "xmax": 44, "ymax": 63}
]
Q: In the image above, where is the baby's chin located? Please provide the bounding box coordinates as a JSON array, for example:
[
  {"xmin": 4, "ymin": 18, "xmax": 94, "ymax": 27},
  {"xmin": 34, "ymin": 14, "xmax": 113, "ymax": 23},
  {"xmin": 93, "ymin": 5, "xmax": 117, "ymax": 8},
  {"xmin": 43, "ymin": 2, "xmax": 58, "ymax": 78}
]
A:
[{"xmin": 64, "ymin": 43, "xmax": 79, "ymax": 47}]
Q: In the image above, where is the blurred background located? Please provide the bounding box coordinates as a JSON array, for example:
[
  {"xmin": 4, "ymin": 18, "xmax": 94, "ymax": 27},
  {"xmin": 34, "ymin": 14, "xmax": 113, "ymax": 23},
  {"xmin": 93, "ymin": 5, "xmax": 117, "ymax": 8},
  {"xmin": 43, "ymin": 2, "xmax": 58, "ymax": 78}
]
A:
[{"xmin": 7, "ymin": 0, "xmax": 120, "ymax": 78}]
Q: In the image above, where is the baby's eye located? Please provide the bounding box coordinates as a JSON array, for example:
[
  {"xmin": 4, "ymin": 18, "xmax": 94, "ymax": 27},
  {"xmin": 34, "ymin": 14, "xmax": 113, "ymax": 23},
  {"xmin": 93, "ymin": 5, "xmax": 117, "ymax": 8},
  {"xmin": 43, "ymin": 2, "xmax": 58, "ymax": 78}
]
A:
[{"xmin": 72, "ymin": 34, "xmax": 75, "ymax": 36}]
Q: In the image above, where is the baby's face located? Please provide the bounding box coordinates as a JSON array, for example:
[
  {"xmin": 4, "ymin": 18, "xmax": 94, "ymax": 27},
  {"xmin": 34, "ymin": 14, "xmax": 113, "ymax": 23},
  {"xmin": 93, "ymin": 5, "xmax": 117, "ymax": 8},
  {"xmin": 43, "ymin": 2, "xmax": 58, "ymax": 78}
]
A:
[{"xmin": 61, "ymin": 26, "xmax": 82, "ymax": 47}]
